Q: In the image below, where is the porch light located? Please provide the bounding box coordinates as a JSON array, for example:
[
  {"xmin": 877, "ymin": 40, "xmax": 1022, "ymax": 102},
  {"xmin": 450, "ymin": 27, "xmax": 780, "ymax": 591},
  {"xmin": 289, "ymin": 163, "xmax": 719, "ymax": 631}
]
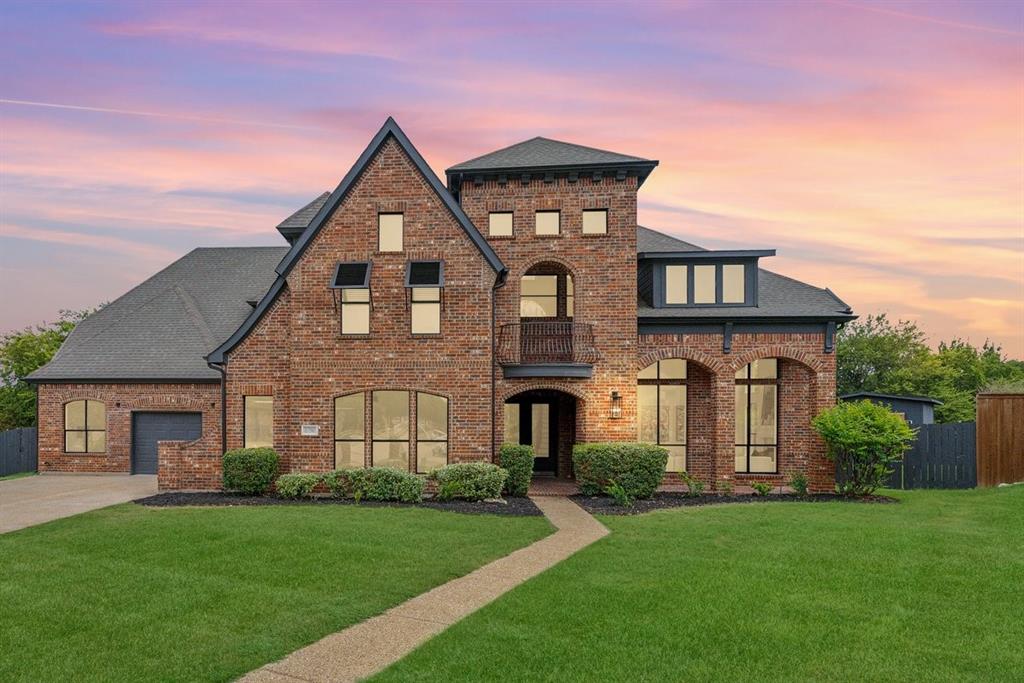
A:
[{"xmin": 609, "ymin": 391, "xmax": 622, "ymax": 419}]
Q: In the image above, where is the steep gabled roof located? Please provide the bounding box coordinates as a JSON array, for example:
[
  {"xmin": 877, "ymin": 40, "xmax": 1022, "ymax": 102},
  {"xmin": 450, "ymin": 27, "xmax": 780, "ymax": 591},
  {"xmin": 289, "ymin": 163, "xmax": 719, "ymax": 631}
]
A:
[
  {"xmin": 276, "ymin": 192, "xmax": 329, "ymax": 243},
  {"xmin": 27, "ymin": 248, "xmax": 286, "ymax": 382},
  {"xmin": 208, "ymin": 117, "xmax": 505, "ymax": 364},
  {"xmin": 448, "ymin": 136, "xmax": 653, "ymax": 172}
]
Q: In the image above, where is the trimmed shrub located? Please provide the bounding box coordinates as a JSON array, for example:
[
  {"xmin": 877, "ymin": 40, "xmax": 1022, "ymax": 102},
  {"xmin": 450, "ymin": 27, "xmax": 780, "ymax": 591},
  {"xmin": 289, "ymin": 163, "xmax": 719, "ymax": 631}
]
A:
[
  {"xmin": 275, "ymin": 473, "xmax": 321, "ymax": 499},
  {"xmin": 789, "ymin": 471, "xmax": 810, "ymax": 497},
  {"xmin": 750, "ymin": 481, "xmax": 773, "ymax": 496},
  {"xmin": 222, "ymin": 448, "xmax": 278, "ymax": 495},
  {"xmin": 324, "ymin": 467, "xmax": 423, "ymax": 503},
  {"xmin": 573, "ymin": 443, "xmax": 667, "ymax": 500},
  {"xmin": 813, "ymin": 400, "xmax": 916, "ymax": 496},
  {"xmin": 499, "ymin": 444, "xmax": 533, "ymax": 497},
  {"xmin": 431, "ymin": 462, "xmax": 507, "ymax": 502}
]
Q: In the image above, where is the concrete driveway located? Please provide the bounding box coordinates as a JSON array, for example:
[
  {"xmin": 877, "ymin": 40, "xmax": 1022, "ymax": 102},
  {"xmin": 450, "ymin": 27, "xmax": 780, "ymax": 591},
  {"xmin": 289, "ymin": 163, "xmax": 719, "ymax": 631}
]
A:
[{"xmin": 0, "ymin": 474, "xmax": 157, "ymax": 534}]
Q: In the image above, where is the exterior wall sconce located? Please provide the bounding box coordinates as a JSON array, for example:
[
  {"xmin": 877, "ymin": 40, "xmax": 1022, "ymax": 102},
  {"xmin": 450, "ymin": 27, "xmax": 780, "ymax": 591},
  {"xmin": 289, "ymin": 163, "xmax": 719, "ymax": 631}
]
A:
[{"xmin": 610, "ymin": 391, "xmax": 622, "ymax": 419}]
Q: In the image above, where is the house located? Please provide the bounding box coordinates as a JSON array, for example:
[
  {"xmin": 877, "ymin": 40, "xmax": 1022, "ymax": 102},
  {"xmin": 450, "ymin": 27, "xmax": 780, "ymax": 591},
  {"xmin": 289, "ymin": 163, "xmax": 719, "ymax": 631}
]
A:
[
  {"xmin": 840, "ymin": 392, "xmax": 941, "ymax": 427},
  {"xmin": 27, "ymin": 118, "xmax": 855, "ymax": 492}
]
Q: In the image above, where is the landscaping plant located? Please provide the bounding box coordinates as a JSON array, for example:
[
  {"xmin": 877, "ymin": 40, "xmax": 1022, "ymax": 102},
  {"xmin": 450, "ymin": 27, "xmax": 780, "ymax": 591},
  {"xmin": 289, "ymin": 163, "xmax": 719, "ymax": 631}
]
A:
[
  {"xmin": 275, "ymin": 473, "xmax": 322, "ymax": 499},
  {"xmin": 323, "ymin": 467, "xmax": 423, "ymax": 503},
  {"xmin": 604, "ymin": 479, "xmax": 633, "ymax": 507},
  {"xmin": 573, "ymin": 443, "xmax": 667, "ymax": 499},
  {"xmin": 812, "ymin": 400, "xmax": 915, "ymax": 496},
  {"xmin": 679, "ymin": 472, "xmax": 705, "ymax": 497},
  {"xmin": 222, "ymin": 448, "xmax": 279, "ymax": 495},
  {"xmin": 431, "ymin": 462, "xmax": 507, "ymax": 501},
  {"xmin": 789, "ymin": 472, "xmax": 810, "ymax": 497},
  {"xmin": 717, "ymin": 478, "xmax": 734, "ymax": 495},
  {"xmin": 750, "ymin": 481, "xmax": 773, "ymax": 496},
  {"xmin": 499, "ymin": 444, "xmax": 534, "ymax": 497}
]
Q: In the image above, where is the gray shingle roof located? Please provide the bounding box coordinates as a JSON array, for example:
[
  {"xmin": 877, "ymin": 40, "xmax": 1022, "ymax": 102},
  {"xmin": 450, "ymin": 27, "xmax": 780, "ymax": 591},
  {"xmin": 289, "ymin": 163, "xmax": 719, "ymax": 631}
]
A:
[
  {"xmin": 276, "ymin": 192, "xmax": 329, "ymax": 241},
  {"xmin": 448, "ymin": 137, "xmax": 653, "ymax": 172},
  {"xmin": 636, "ymin": 226, "xmax": 853, "ymax": 320},
  {"xmin": 28, "ymin": 247, "xmax": 287, "ymax": 381}
]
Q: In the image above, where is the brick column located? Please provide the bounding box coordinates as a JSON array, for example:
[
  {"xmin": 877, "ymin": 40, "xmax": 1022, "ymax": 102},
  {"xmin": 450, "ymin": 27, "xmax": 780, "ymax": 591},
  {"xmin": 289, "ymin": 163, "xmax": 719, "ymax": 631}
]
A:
[{"xmin": 712, "ymin": 373, "xmax": 736, "ymax": 491}]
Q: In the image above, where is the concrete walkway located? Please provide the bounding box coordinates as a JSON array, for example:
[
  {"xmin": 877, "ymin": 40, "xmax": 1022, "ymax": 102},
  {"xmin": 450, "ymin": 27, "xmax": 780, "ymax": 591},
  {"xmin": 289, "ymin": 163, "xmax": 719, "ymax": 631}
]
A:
[
  {"xmin": 241, "ymin": 496, "xmax": 608, "ymax": 683},
  {"xmin": 0, "ymin": 474, "xmax": 157, "ymax": 534}
]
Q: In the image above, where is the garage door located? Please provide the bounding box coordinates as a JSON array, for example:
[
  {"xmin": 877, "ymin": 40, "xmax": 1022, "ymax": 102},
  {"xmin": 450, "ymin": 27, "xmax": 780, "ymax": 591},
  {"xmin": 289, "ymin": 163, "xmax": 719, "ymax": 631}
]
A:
[{"xmin": 131, "ymin": 412, "xmax": 202, "ymax": 475}]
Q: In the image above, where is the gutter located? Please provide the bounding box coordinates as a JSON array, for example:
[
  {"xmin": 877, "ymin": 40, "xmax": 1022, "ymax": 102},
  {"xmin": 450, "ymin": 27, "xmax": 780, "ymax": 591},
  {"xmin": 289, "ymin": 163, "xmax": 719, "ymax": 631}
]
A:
[{"xmin": 207, "ymin": 360, "xmax": 228, "ymax": 455}]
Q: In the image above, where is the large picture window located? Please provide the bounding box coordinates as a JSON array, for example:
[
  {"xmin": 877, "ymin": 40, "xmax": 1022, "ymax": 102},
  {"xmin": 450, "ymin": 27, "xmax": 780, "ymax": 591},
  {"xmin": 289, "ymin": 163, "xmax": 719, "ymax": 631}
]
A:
[
  {"xmin": 735, "ymin": 359, "xmax": 778, "ymax": 473},
  {"xmin": 637, "ymin": 359, "xmax": 687, "ymax": 472},
  {"xmin": 244, "ymin": 396, "xmax": 273, "ymax": 448},
  {"xmin": 334, "ymin": 393, "xmax": 364, "ymax": 468},
  {"xmin": 64, "ymin": 399, "xmax": 106, "ymax": 453},
  {"xmin": 416, "ymin": 393, "xmax": 448, "ymax": 473}
]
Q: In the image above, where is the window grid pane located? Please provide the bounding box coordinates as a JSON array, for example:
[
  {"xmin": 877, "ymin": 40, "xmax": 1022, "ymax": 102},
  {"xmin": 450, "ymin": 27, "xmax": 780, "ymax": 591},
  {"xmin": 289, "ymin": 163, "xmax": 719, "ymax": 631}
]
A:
[
  {"xmin": 735, "ymin": 361, "xmax": 779, "ymax": 473},
  {"xmin": 694, "ymin": 265, "xmax": 716, "ymax": 303},
  {"xmin": 411, "ymin": 302, "xmax": 441, "ymax": 334},
  {"xmin": 503, "ymin": 403, "xmax": 520, "ymax": 444},
  {"xmin": 723, "ymin": 264, "xmax": 745, "ymax": 303},
  {"xmin": 244, "ymin": 396, "xmax": 274, "ymax": 449},
  {"xmin": 341, "ymin": 302, "xmax": 370, "ymax": 335}
]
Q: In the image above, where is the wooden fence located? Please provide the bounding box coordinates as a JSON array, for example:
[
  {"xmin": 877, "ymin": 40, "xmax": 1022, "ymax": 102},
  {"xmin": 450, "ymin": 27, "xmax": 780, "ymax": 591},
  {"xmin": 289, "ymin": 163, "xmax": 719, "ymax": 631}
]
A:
[
  {"xmin": 0, "ymin": 427, "xmax": 38, "ymax": 477},
  {"xmin": 977, "ymin": 394, "xmax": 1024, "ymax": 486}
]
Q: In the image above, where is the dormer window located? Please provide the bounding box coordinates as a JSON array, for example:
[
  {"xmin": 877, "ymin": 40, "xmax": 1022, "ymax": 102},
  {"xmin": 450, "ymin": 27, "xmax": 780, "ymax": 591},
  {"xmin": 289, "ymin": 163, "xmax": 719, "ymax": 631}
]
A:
[
  {"xmin": 656, "ymin": 261, "xmax": 754, "ymax": 307},
  {"xmin": 330, "ymin": 262, "xmax": 372, "ymax": 335},
  {"xmin": 405, "ymin": 260, "xmax": 444, "ymax": 335}
]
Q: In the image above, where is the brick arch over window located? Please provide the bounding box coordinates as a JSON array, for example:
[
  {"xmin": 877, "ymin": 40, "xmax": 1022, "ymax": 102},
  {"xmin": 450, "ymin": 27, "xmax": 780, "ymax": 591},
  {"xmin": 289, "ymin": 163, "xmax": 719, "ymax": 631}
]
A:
[
  {"xmin": 637, "ymin": 348, "xmax": 728, "ymax": 376},
  {"xmin": 730, "ymin": 346, "xmax": 823, "ymax": 375},
  {"xmin": 518, "ymin": 255, "xmax": 581, "ymax": 278},
  {"xmin": 498, "ymin": 382, "xmax": 588, "ymax": 405},
  {"xmin": 129, "ymin": 395, "xmax": 213, "ymax": 412}
]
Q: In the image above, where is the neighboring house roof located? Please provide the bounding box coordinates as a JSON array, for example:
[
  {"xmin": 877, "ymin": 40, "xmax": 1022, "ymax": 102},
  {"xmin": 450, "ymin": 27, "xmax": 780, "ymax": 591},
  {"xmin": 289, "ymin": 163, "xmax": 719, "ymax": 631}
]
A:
[
  {"xmin": 27, "ymin": 247, "xmax": 287, "ymax": 382},
  {"xmin": 208, "ymin": 117, "xmax": 506, "ymax": 365},
  {"xmin": 840, "ymin": 392, "xmax": 943, "ymax": 406},
  {"xmin": 276, "ymin": 192, "xmax": 329, "ymax": 242},
  {"xmin": 448, "ymin": 136, "xmax": 654, "ymax": 172},
  {"xmin": 636, "ymin": 226, "xmax": 854, "ymax": 322}
]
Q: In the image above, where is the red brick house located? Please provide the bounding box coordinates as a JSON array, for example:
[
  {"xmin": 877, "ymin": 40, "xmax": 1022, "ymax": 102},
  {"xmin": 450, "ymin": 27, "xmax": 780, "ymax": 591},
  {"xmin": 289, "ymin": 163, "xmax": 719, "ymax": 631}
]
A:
[{"xmin": 28, "ymin": 118, "xmax": 854, "ymax": 492}]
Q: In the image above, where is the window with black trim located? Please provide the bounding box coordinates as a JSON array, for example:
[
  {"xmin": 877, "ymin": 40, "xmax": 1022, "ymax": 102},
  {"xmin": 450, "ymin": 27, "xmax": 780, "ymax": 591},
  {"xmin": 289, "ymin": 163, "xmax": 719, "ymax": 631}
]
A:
[
  {"xmin": 334, "ymin": 393, "xmax": 364, "ymax": 468},
  {"xmin": 535, "ymin": 210, "xmax": 560, "ymax": 236},
  {"xmin": 637, "ymin": 360, "xmax": 686, "ymax": 472},
  {"xmin": 735, "ymin": 359, "xmax": 778, "ymax": 473},
  {"xmin": 520, "ymin": 275, "xmax": 558, "ymax": 317},
  {"xmin": 416, "ymin": 393, "xmax": 448, "ymax": 473},
  {"xmin": 330, "ymin": 262, "xmax": 371, "ymax": 335},
  {"xmin": 64, "ymin": 399, "xmax": 106, "ymax": 453},
  {"xmin": 378, "ymin": 213, "xmax": 403, "ymax": 252},
  {"xmin": 660, "ymin": 262, "xmax": 749, "ymax": 306},
  {"xmin": 372, "ymin": 390, "xmax": 409, "ymax": 469},
  {"xmin": 582, "ymin": 209, "xmax": 607, "ymax": 235},
  {"xmin": 405, "ymin": 261, "xmax": 444, "ymax": 335},
  {"xmin": 489, "ymin": 211, "xmax": 513, "ymax": 237},
  {"xmin": 244, "ymin": 396, "xmax": 273, "ymax": 448}
]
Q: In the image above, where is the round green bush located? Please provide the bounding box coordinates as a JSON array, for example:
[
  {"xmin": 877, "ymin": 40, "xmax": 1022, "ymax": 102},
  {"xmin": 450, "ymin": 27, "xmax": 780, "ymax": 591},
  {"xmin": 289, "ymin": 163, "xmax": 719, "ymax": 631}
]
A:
[
  {"xmin": 275, "ymin": 473, "xmax": 322, "ymax": 499},
  {"xmin": 222, "ymin": 447, "xmax": 279, "ymax": 495},
  {"xmin": 573, "ymin": 443, "xmax": 668, "ymax": 500},
  {"xmin": 325, "ymin": 467, "xmax": 424, "ymax": 503},
  {"xmin": 431, "ymin": 462, "xmax": 508, "ymax": 501},
  {"xmin": 499, "ymin": 444, "xmax": 534, "ymax": 497}
]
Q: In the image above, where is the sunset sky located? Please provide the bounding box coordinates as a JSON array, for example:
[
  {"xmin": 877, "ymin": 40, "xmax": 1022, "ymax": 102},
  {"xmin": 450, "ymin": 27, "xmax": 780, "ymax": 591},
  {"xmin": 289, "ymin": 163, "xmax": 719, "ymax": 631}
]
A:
[{"xmin": 1, "ymin": 1, "xmax": 1022, "ymax": 356}]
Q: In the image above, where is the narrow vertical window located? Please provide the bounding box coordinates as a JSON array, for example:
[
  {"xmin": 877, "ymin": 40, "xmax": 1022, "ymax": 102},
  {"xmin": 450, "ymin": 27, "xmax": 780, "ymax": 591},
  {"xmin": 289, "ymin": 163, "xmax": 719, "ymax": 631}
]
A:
[
  {"xmin": 503, "ymin": 403, "xmax": 520, "ymax": 444},
  {"xmin": 723, "ymin": 264, "xmax": 746, "ymax": 303},
  {"xmin": 378, "ymin": 213, "xmax": 403, "ymax": 252},
  {"xmin": 244, "ymin": 396, "xmax": 274, "ymax": 448},
  {"xmin": 665, "ymin": 265, "xmax": 688, "ymax": 304},
  {"xmin": 334, "ymin": 393, "xmax": 364, "ymax": 469},
  {"xmin": 416, "ymin": 393, "xmax": 448, "ymax": 473},
  {"xmin": 489, "ymin": 211, "xmax": 513, "ymax": 237},
  {"xmin": 64, "ymin": 400, "xmax": 106, "ymax": 453},
  {"xmin": 693, "ymin": 265, "xmax": 716, "ymax": 303},
  {"xmin": 637, "ymin": 360, "xmax": 687, "ymax": 472},
  {"xmin": 372, "ymin": 390, "xmax": 409, "ymax": 469},
  {"xmin": 535, "ymin": 210, "xmax": 560, "ymax": 236},
  {"xmin": 331, "ymin": 262, "xmax": 372, "ymax": 335},
  {"xmin": 735, "ymin": 359, "xmax": 778, "ymax": 473},
  {"xmin": 406, "ymin": 261, "xmax": 444, "ymax": 335},
  {"xmin": 566, "ymin": 275, "xmax": 575, "ymax": 318},
  {"xmin": 582, "ymin": 209, "xmax": 607, "ymax": 235}
]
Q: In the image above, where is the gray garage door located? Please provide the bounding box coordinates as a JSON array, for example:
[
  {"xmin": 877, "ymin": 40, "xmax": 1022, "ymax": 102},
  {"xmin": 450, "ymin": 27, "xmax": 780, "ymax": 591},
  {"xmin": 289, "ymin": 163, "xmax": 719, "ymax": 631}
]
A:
[{"xmin": 131, "ymin": 412, "xmax": 202, "ymax": 475}]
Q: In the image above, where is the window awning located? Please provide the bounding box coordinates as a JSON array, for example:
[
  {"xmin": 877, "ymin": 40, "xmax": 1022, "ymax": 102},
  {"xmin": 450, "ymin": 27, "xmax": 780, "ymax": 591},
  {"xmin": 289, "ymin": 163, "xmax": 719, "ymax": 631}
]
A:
[
  {"xmin": 331, "ymin": 262, "xmax": 372, "ymax": 288},
  {"xmin": 405, "ymin": 261, "xmax": 444, "ymax": 287}
]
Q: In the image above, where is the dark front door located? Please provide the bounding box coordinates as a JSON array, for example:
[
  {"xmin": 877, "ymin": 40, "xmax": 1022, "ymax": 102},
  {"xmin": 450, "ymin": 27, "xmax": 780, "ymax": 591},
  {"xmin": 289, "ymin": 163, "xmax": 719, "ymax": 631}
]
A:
[
  {"xmin": 131, "ymin": 412, "xmax": 202, "ymax": 475},
  {"xmin": 506, "ymin": 399, "xmax": 558, "ymax": 473}
]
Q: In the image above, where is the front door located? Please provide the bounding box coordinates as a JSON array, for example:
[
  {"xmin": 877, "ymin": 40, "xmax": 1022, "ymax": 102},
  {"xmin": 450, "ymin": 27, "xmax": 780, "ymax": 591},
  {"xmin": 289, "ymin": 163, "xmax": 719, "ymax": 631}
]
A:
[{"xmin": 504, "ymin": 400, "xmax": 558, "ymax": 473}]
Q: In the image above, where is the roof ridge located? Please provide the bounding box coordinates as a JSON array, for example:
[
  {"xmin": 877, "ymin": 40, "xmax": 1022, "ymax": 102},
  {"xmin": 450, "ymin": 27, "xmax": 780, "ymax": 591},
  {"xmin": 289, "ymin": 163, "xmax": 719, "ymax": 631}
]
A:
[{"xmin": 173, "ymin": 284, "xmax": 215, "ymax": 350}]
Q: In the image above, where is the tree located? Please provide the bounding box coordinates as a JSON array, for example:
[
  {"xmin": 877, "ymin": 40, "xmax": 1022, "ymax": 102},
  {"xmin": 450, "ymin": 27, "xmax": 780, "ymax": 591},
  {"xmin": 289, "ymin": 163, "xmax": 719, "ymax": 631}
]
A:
[{"xmin": 0, "ymin": 310, "xmax": 92, "ymax": 430}]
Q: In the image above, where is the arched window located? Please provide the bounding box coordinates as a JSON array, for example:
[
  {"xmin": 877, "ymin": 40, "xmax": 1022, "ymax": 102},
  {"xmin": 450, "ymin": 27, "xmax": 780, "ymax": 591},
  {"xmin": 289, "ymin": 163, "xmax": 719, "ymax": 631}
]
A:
[
  {"xmin": 735, "ymin": 359, "xmax": 778, "ymax": 473},
  {"xmin": 64, "ymin": 400, "xmax": 106, "ymax": 453},
  {"xmin": 334, "ymin": 391, "xmax": 449, "ymax": 473},
  {"xmin": 637, "ymin": 359, "xmax": 686, "ymax": 472}
]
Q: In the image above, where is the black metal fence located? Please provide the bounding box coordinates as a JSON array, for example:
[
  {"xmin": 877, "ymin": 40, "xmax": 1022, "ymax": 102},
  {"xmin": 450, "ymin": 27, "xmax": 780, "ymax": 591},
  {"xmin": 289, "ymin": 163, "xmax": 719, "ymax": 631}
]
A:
[
  {"xmin": 0, "ymin": 427, "xmax": 38, "ymax": 477},
  {"xmin": 838, "ymin": 421, "xmax": 977, "ymax": 490}
]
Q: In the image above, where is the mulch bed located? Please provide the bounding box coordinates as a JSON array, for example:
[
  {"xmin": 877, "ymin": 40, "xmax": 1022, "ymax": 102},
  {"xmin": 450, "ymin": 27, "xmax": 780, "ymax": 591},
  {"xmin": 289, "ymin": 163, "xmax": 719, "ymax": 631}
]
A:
[
  {"xmin": 134, "ymin": 491, "xmax": 543, "ymax": 516},
  {"xmin": 572, "ymin": 492, "xmax": 898, "ymax": 515}
]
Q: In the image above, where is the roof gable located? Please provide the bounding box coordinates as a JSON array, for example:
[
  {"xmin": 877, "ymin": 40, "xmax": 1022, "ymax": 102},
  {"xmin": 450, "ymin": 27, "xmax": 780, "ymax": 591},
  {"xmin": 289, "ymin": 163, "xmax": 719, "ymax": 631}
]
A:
[{"xmin": 276, "ymin": 192, "xmax": 329, "ymax": 243}]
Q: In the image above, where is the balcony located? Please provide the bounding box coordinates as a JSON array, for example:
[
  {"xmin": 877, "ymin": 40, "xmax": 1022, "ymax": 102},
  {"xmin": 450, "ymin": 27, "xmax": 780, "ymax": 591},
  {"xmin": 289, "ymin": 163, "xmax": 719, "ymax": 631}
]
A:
[{"xmin": 497, "ymin": 321, "xmax": 599, "ymax": 378}]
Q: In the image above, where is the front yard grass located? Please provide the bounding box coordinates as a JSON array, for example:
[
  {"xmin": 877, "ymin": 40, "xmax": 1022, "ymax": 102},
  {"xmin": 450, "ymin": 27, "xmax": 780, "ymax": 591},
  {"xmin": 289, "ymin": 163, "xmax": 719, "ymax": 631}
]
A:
[
  {"xmin": 0, "ymin": 503, "xmax": 551, "ymax": 682},
  {"xmin": 375, "ymin": 486, "xmax": 1024, "ymax": 682},
  {"xmin": 0, "ymin": 471, "xmax": 36, "ymax": 481}
]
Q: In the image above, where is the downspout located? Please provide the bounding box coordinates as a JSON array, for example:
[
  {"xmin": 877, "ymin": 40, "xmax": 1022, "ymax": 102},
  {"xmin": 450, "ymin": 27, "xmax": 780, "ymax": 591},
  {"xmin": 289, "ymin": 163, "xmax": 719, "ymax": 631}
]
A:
[
  {"xmin": 491, "ymin": 268, "xmax": 509, "ymax": 460},
  {"xmin": 207, "ymin": 360, "xmax": 227, "ymax": 455}
]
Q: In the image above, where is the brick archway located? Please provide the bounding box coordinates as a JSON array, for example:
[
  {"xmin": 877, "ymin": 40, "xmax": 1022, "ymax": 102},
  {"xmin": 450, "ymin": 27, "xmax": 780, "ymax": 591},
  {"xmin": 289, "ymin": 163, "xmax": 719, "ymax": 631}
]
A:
[
  {"xmin": 729, "ymin": 345, "xmax": 823, "ymax": 374},
  {"xmin": 637, "ymin": 347, "xmax": 728, "ymax": 376}
]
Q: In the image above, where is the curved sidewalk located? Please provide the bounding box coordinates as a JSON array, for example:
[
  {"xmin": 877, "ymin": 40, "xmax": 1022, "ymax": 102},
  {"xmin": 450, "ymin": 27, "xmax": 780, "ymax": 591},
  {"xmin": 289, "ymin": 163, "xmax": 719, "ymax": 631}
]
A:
[{"xmin": 241, "ymin": 496, "xmax": 607, "ymax": 683}]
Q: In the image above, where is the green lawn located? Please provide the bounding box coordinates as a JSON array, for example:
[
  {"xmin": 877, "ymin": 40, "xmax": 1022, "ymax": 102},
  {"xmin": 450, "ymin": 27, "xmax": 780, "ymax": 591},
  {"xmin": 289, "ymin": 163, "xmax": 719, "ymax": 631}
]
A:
[
  {"xmin": 0, "ymin": 503, "xmax": 551, "ymax": 682},
  {"xmin": 0, "ymin": 471, "xmax": 36, "ymax": 481},
  {"xmin": 375, "ymin": 487, "xmax": 1024, "ymax": 682}
]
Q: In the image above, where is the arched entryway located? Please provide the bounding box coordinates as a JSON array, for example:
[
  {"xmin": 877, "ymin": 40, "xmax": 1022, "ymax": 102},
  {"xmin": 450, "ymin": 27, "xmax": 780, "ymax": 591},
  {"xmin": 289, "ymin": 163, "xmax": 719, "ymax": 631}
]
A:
[{"xmin": 503, "ymin": 388, "xmax": 579, "ymax": 478}]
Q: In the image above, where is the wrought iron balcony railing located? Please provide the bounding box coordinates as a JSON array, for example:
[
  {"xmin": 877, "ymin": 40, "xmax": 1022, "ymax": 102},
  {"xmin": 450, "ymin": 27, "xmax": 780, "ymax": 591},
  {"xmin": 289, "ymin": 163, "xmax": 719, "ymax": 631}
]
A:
[{"xmin": 497, "ymin": 321, "xmax": 600, "ymax": 366}]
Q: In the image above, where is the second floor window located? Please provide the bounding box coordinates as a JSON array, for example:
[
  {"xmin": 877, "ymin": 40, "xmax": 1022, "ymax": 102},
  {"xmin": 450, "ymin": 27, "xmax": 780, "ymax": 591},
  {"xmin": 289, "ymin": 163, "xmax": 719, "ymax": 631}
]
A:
[
  {"xmin": 661, "ymin": 262, "xmax": 749, "ymax": 306},
  {"xmin": 331, "ymin": 262, "xmax": 372, "ymax": 335},
  {"xmin": 489, "ymin": 211, "xmax": 513, "ymax": 237},
  {"xmin": 535, "ymin": 210, "xmax": 560, "ymax": 236},
  {"xmin": 520, "ymin": 275, "xmax": 558, "ymax": 317},
  {"xmin": 582, "ymin": 209, "xmax": 607, "ymax": 235},
  {"xmin": 378, "ymin": 213, "xmax": 403, "ymax": 252},
  {"xmin": 406, "ymin": 261, "xmax": 444, "ymax": 335}
]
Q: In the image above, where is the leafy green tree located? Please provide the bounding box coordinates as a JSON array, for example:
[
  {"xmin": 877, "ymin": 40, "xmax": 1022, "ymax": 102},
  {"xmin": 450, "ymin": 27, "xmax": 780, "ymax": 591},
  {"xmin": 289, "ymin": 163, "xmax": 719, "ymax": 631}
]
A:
[{"xmin": 0, "ymin": 310, "xmax": 91, "ymax": 430}]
